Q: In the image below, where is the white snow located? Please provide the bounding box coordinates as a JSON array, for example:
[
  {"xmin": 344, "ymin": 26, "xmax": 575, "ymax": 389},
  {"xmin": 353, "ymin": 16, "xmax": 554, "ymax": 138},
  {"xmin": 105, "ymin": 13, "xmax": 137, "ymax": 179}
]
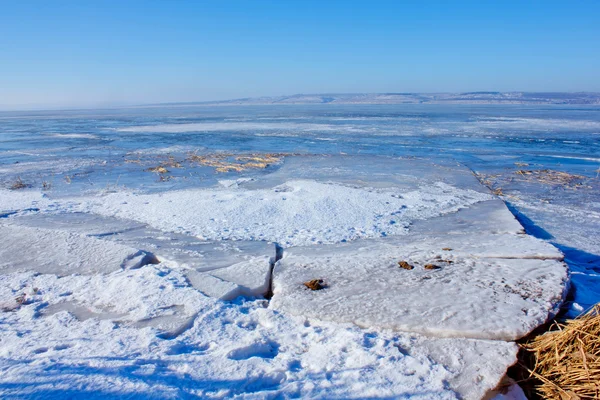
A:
[
  {"xmin": 271, "ymin": 240, "xmax": 566, "ymax": 340},
  {"xmin": 0, "ymin": 189, "xmax": 53, "ymax": 215},
  {"xmin": 0, "ymin": 264, "xmax": 517, "ymax": 399},
  {"xmin": 0, "ymin": 155, "xmax": 569, "ymax": 398},
  {"xmin": 185, "ymin": 256, "xmax": 273, "ymax": 300},
  {"xmin": 65, "ymin": 179, "xmax": 493, "ymax": 246}
]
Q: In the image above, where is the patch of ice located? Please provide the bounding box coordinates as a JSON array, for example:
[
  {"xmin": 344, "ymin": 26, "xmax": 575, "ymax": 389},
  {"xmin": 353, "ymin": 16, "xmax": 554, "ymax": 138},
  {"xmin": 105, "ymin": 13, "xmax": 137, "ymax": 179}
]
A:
[
  {"xmin": 0, "ymin": 265, "xmax": 517, "ymax": 399},
  {"xmin": 0, "ymin": 224, "xmax": 157, "ymax": 275},
  {"xmin": 46, "ymin": 133, "xmax": 99, "ymax": 139},
  {"xmin": 116, "ymin": 122, "xmax": 347, "ymax": 133},
  {"xmin": 68, "ymin": 180, "xmax": 492, "ymax": 246},
  {"xmin": 271, "ymin": 233, "xmax": 567, "ymax": 340}
]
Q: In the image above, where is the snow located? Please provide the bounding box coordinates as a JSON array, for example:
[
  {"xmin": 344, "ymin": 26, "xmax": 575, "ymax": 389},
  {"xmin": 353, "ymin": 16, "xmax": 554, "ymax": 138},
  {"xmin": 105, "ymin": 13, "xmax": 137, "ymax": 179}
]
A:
[
  {"xmin": 0, "ymin": 264, "xmax": 517, "ymax": 399},
  {"xmin": 184, "ymin": 255, "xmax": 272, "ymax": 300},
  {"xmin": 0, "ymin": 189, "xmax": 52, "ymax": 216},
  {"xmin": 0, "ymin": 116, "xmax": 579, "ymax": 399},
  {"xmin": 209, "ymin": 257, "xmax": 273, "ymax": 298},
  {"xmin": 3, "ymin": 212, "xmax": 276, "ymax": 273},
  {"xmin": 64, "ymin": 179, "xmax": 493, "ymax": 247},
  {"xmin": 271, "ymin": 241, "xmax": 566, "ymax": 340}
]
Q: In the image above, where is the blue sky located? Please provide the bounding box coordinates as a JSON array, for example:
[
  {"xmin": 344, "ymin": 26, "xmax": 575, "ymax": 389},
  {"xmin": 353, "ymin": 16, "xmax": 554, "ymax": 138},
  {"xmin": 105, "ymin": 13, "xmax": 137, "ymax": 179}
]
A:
[{"xmin": 0, "ymin": 0, "xmax": 599, "ymax": 108}]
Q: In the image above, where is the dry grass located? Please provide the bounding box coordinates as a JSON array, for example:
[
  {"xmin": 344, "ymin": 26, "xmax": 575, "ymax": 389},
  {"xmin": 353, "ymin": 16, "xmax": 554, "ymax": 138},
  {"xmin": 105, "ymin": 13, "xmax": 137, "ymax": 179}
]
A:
[
  {"xmin": 519, "ymin": 304, "xmax": 600, "ymax": 399},
  {"xmin": 304, "ymin": 279, "xmax": 326, "ymax": 291},
  {"xmin": 515, "ymin": 169, "xmax": 587, "ymax": 189},
  {"xmin": 9, "ymin": 177, "xmax": 29, "ymax": 190},
  {"xmin": 474, "ymin": 167, "xmax": 595, "ymax": 197},
  {"xmin": 146, "ymin": 165, "xmax": 169, "ymax": 174},
  {"xmin": 187, "ymin": 152, "xmax": 286, "ymax": 173},
  {"xmin": 127, "ymin": 151, "xmax": 290, "ymax": 175},
  {"xmin": 398, "ymin": 261, "xmax": 414, "ymax": 270}
]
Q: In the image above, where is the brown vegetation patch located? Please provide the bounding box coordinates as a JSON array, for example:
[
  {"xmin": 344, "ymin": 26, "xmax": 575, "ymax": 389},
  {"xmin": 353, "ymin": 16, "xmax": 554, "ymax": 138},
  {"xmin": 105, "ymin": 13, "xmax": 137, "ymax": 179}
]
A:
[
  {"xmin": 304, "ymin": 279, "xmax": 326, "ymax": 291},
  {"xmin": 146, "ymin": 166, "xmax": 169, "ymax": 174},
  {"xmin": 424, "ymin": 264, "xmax": 441, "ymax": 270},
  {"xmin": 9, "ymin": 177, "xmax": 29, "ymax": 190},
  {"xmin": 398, "ymin": 261, "xmax": 414, "ymax": 270},
  {"xmin": 515, "ymin": 169, "xmax": 586, "ymax": 187},
  {"xmin": 187, "ymin": 152, "xmax": 287, "ymax": 173},
  {"xmin": 517, "ymin": 304, "xmax": 600, "ymax": 399}
]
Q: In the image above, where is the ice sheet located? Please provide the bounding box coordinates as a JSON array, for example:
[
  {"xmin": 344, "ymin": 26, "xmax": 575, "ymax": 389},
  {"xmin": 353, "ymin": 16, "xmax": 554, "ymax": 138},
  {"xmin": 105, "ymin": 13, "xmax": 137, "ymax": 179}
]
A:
[
  {"xmin": 271, "ymin": 242, "xmax": 567, "ymax": 340},
  {"xmin": 65, "ymin": 179, "xmax": 492, "ymax": 247},
  {"xmin": 5, "ymin": 212, "xmax": 276, "ymax": 273},
  {"xmin": 3, "ymin": 103, "xmax": 596, "ymax": 398},
  {"xmin": 0, "ymin": 265, "xmax": 517, "ymax": 400},
  {"xmin": 0, "ymin": 224, "xmax": 157, "ymax": 275}
]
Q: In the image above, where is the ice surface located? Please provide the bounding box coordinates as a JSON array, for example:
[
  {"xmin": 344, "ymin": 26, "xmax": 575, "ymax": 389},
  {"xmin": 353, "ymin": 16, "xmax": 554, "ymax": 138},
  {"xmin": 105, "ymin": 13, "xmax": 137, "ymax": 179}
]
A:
[
  {"xmin": 3, "ymin": 104, "xmax": 596, "ymax": 398},
  {"xmin": 243, "ymin": 155, "xmax": 490, "ymax": 193},
  {"xmin": 0, "ymin": 224, "xmax": 157, "ymax": 275},
  {"xmin": 409, "ymin": 199, "xmax": 526, "ymax": 235},
  {"xmin": 271, "ymin": 238, "xmax": 567, "ymax": 340},
  {"xmin": 269, "ymin": 188, "xmax": 567, "ymax": 341},
  {"xmin": 184, "ymin": 255, "xmax": 273, "ymax": 301},
  {"xmin": 0, "ymin": 265, "xmax": 517, "ymax": 399},
  {"xmin": 67, "ymin": 178, "xmax": 492, "ymax": 247},
  {"xmin": 209, "ymin": 257, "xmax": 273, "ymax": 298},
  {"xmin": 5, "ymin": 212, "xmax": 275, "ymax": 273}
]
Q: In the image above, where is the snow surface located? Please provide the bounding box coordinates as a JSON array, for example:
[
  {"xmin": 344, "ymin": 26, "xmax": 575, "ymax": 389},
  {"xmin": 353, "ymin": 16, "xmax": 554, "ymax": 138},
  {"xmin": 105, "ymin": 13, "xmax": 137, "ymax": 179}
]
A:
[
  {"xmin": 0, "ymin": 154, "xmax": 569, "ymax": 398},
  {"xmin": 271, "ymin": 239, "xmax": 566, "ymax": 340},
  {"xmin": 62, "ymin": 179, "xmax": 493, "ymax": 247},
  {"xmin": 0, "ymin": 265, "xmax": 518, "ymax": 400}
]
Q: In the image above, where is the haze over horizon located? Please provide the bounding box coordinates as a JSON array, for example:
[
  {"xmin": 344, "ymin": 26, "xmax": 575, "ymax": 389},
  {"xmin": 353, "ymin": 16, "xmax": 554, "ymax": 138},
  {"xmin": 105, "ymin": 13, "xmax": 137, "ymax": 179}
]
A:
[{"xmin": 1, "ymin": 0, "xmax": 599, "ymax": 110}]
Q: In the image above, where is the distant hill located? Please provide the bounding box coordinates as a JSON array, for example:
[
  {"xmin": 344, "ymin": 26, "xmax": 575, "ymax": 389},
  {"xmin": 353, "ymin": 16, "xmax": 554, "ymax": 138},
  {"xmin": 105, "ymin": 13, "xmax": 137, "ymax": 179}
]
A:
[{"xmin": 155, "ymin": 92, "xmax": 600, "ymax": 106}]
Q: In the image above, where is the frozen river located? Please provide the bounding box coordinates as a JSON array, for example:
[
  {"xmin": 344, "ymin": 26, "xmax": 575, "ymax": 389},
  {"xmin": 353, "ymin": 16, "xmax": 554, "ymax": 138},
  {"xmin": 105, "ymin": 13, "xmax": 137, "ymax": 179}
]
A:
[
  {"xmin": 2, "ymin": 104, "xmax": 598, "ymax": 313},
  {"xmin": 0, "ymin": 104, "xmax": 598, "ymax": 398}
]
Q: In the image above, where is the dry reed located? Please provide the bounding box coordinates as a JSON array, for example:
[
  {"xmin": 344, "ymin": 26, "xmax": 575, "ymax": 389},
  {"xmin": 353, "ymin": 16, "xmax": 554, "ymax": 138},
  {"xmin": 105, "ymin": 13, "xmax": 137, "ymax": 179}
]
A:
[{"xmin": 520, "ymin": 304, "xmax": 600, "ymax": 399}]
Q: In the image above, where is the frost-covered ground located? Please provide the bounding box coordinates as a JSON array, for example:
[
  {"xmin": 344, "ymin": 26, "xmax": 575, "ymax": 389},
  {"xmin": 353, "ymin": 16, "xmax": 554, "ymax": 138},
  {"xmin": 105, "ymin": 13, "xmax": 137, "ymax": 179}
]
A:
[{"xmin": 1, "ymin": 104, "xmax": 598, "ymax": 399}]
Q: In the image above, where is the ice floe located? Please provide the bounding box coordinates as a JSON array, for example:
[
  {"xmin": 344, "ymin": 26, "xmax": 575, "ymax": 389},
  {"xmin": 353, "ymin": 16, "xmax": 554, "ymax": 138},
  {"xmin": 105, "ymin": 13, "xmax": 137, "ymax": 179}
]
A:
[{"xmin": 0, "ymin": 224, "xmax": 158, "ymax": 275}]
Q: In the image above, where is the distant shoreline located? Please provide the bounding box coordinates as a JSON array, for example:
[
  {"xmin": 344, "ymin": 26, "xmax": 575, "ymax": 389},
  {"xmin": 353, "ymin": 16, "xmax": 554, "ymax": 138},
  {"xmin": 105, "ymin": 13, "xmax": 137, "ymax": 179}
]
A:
[
  {"xmin": 147, "ymin": 92, "xmax": 600, "ymax": 107},
  {"xmin": 2, "ymin": 92, "xmax": 600, "ymax": 113}
]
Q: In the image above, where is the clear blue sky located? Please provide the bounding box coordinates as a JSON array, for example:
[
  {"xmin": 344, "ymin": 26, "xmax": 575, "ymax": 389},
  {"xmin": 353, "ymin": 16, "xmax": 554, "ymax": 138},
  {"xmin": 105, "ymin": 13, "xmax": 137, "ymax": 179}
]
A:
[{"xmin": 0, "ymin": 0, "xmax": 599, "ymax": 108}]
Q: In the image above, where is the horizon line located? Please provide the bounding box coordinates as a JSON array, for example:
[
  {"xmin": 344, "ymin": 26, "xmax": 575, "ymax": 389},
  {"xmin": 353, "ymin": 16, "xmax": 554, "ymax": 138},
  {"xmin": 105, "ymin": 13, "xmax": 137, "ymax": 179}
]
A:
[{"xmin": 2, "ymin": 90, "xmax": 600, "ymax": 113}]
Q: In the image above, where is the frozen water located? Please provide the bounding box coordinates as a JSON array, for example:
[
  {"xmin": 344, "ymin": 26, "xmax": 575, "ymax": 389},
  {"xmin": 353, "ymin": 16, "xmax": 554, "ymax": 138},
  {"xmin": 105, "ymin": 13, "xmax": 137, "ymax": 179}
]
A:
[
  {"xmin": 269, "ymin": 191, "xmax": 566, "ymax": 341},
  {"xmin": 62, "ymin": 178, "xmax": 492, "ymax": 246},
  {"xmin": 271, "ymin": 240, "xmax": 567, "ymax": 340},
  {"xmin": 1, "ymin": 104, "xmax": 598, "ymax": 398},
  {"xmin": 0, "ymin": 265, "xmax": 517, "ymax": 400},
  {"xmin": 0, "ymin": 224, "xmax": 158, "ymax": 275}
]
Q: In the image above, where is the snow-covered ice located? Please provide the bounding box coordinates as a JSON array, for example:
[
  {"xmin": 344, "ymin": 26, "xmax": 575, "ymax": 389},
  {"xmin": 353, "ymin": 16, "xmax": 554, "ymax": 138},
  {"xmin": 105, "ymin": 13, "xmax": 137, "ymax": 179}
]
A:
[
  {"xmin": 57, "ymin": 179, "xmax": 492, "ymax": 246},
  {"xmin": 0, "ymin": 265, "xmax": 518, "ymax": 399},
  {"xmin": 0, "ymin": 224, "xmax": 157, "ymax": 275},
  {"xmin": 271, "ymin": 238, "xmax": 566, "ymax": 340},
  {"xmin": 2, "ymin": 103, "xmax": 594, "ymax": 398}
]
